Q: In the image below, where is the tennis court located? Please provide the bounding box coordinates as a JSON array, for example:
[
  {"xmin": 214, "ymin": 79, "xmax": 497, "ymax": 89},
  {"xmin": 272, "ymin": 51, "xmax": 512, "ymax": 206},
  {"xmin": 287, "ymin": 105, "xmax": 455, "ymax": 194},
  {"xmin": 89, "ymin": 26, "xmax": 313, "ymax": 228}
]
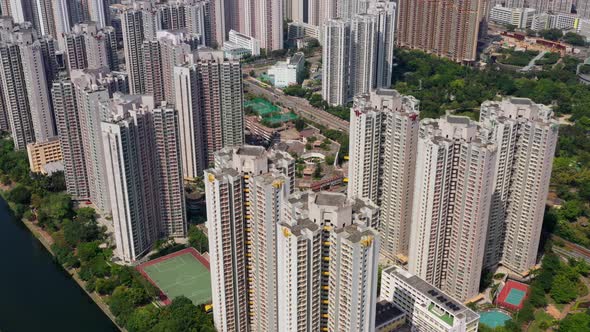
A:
[
  {"xmin": 244, "ymin": 98, "xmax": 279, "ymax": 115},
  {"xmin": 496, "ymin": 280, "xmax": 529, "ymax": 311},
  {"xmin": 505, "ymin": 289, "xmax": 526, "ymax": 306},
  {"xmin": 137, "ymin": 248, "xmax": 211, "ymax": 305}
]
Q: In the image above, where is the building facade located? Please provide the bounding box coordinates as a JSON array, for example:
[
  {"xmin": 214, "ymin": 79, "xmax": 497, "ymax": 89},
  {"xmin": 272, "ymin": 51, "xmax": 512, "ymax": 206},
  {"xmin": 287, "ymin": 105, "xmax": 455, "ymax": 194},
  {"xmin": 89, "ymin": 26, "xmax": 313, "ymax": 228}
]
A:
[
  {"xmin": 174, "ymin": 50, "xmax": 244, "ymax": 178},
  {"xmin": 26, "ymin": 137, "xmax": 63, "ymax": 173},
  {"xmin": 205, "ymin": 146, "xmax": 294, "ymax": 332},
  {"xmin": 322, "ymin": 19, "xmax": 351, "ymax": 106},
  {"xmin": 277, "ymin": 191, "xmax": 380, "ymax": 332},
  {"xmin": 72, "ymin": 69, "xmax": 112, "ymax": 214},
  {"xmin": 64, "ymin": 22, "xmax": 118, "ymax": 72},
  {"xmin": 397, "ymin": 0, "xmax": 485, "ymax": 63},
  {"xmin": 102, "ymin": 95, "xmax": 160, "ymax": 263},
  {"xmin": 409, "ymin": 115, "xmax": 497, "ymax": 302},
  {"xmin": 102, "ymin": 94, "xmax": 186, "ymax": 262},
  {"xmin": 481, "ymin": 97, "xmax": 558, "ymax": 274},
  {"xmin": 52, "ymin": 80, "xmax": 89, "ymax": 200},
  {"xmin": 347, "ymin": 89, "xmax": 420, "ymax": 263}
]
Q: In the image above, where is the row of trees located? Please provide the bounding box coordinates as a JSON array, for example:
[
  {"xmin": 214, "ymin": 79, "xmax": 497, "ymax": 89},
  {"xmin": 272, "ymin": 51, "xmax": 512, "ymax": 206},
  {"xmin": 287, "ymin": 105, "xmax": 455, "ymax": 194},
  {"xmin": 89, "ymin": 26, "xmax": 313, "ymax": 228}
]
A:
[{"xmin": 283, "ymin": 85, "xmax": 351, "ymax": 120}]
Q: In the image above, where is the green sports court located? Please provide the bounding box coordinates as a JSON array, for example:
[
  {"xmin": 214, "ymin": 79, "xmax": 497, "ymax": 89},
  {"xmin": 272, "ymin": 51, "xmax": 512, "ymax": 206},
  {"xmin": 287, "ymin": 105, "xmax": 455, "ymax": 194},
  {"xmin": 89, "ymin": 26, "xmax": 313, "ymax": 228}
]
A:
[
  {"xmin": 244, "ymin": 97, "xmax": 280, "ymax": 115},
  {"xmin": 137, "ymin": 248, "xmax": 212, "ymax": 305}
]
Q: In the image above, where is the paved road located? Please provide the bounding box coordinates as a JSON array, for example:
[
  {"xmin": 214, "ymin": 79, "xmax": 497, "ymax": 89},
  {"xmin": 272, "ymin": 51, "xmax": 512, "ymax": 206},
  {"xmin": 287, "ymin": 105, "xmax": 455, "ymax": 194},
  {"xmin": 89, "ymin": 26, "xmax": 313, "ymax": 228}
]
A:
[
  {"xmin": 520, "ymin": 50, "xmax": 548, "ymax": 72},
  {"xmin": 243, "ymin": 77, "xmax": 350, "ymax": 133}
]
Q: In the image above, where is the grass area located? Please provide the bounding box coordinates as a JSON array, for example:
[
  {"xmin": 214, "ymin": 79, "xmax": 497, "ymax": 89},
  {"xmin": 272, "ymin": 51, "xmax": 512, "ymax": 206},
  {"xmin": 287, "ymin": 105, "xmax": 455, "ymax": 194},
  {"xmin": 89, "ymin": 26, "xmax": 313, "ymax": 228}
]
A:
[
  {"xmin": 536, "ymin": 52, "xmax": 560, "ymax": 66},
  {"xmin": 140, "ymin": 250, "xmax": 212, "ymax": 305},
  {"xmin": 497, "ymin": 49, "xmax": 540, "ymax": 67}
]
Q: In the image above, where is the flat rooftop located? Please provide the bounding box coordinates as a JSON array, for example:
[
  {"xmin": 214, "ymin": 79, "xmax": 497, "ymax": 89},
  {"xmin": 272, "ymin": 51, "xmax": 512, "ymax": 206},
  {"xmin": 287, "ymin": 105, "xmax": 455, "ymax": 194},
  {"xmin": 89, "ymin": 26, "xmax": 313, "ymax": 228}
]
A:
[
  {"xmin": 375, "ymin": 300, "xmax": 405, "ymax": 328},
  {"xmin": 334, "ymin": 224, "xmax": 375, "ymax": 243},
  {"xmin": 314, "ymin": 192, "xmax": 348, "ymax": 207},
  {"xmin": 236, "ymin": 145, "xmax": 266, "ymax": 157},
  {"xmin": 384, "ymin": 266, "xmax": 479, "ymax": 323}
]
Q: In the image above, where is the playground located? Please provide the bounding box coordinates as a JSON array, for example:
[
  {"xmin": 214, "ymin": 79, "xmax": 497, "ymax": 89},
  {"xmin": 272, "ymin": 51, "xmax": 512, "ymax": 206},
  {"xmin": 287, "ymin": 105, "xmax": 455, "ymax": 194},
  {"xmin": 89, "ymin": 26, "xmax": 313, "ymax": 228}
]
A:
[{"xmin": 136, "ymin": 248, "xmax": 211, "ymax": 305}]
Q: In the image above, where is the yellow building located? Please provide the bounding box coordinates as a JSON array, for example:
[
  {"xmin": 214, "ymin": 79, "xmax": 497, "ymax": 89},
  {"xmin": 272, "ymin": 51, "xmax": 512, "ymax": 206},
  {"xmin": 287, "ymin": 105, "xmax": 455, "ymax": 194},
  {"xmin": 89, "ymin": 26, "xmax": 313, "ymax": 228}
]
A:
[{"xmin": 26, "ymin": 138, "xmax": 63, "ymax": 174}]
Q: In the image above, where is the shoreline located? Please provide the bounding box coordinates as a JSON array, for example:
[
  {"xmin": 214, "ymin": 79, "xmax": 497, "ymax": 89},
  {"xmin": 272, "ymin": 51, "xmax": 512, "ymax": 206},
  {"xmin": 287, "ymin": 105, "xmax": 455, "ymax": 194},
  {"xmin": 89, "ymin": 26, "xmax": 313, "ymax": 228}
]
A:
[{"xmin": 1, "ymin": 192, "xmax": 125, "ymax": 332}]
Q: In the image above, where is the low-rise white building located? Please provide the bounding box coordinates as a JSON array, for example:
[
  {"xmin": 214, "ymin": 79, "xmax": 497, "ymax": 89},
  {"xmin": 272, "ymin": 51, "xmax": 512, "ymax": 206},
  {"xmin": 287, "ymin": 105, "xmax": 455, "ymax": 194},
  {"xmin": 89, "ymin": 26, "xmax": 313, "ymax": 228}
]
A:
[
  {"xmin": 531, "ymin": 13, "xmax": 551, "ymax": 30},
  {"xmin": 576, "ymin": 18, "xmax": 590, "ymax": 38},
  {"xmin": 381, "ymin": 266, "xmax": 480, "ymax": 332},
  {"xmin": 267, "ymin": 52, "xmax": 305, "ymax": 87},
  {"xmin": 552, "ymin": 13, "xmax": 578, "ymax": 29},
  {"xmin": 287, "ymin": 21, "xmax": 321, "ymax": 42},
  {"xmin": 531, "ymin": 12, "xmax": 578, "ymax": 30},
  {"xmin": 225, "ymin": 29, "xmax": 260, "ymax": 56},
  {"xmin": 489, "ymin": 5, "xmax": 535, "ymax": 28}
]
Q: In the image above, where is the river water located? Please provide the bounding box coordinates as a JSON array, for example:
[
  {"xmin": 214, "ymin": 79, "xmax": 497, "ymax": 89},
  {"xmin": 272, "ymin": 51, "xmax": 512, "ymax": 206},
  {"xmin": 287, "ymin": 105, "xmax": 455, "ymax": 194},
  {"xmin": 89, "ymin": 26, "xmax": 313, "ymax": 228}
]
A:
[{"xmin": 0, "ymin": 197, "xmax": 118, "ymax": 332}]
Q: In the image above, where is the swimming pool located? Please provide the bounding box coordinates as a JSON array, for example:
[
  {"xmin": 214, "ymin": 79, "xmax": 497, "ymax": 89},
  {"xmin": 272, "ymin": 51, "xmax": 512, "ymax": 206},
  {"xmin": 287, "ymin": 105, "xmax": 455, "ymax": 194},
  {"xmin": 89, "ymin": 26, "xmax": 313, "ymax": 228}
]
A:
[{"xmin": 479, "ymin": 310, "xmax": 511, "ymax": 328}]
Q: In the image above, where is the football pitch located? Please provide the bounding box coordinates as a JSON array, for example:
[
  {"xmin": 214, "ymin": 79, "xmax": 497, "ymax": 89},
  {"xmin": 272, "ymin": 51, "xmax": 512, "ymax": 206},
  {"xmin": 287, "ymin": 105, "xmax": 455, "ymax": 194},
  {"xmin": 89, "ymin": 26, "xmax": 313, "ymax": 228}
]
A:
[{"xmin": 138, "ymin": 248, "xmax": 212, "ymax": 305}]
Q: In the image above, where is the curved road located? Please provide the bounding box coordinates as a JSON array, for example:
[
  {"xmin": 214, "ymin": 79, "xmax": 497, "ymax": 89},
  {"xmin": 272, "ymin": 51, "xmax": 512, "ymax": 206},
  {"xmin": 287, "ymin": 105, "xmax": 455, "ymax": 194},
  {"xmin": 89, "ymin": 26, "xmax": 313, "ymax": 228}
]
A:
[{"xmin": 243, "ymin": 77, "xmax": 350, "ymax": 133}]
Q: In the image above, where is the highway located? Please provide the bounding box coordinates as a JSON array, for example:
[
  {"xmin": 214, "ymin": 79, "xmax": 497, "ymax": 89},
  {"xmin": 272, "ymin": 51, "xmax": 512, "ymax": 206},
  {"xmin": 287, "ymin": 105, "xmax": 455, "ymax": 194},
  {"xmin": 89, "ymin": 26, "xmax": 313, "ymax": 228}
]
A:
[{"xmin": 243, "ymin": 77, "xmax": 350, "ymax": 133}]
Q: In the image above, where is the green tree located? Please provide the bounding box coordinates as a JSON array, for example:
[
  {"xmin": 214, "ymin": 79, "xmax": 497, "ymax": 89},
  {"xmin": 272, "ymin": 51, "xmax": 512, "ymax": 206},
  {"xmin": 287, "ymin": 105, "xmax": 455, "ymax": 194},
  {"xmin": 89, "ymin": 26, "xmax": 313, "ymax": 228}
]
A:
[
  {"xmin": 294, "ymin": 118, "xmax": 305, "ymax": 131},
  {"xmin": 325, "ymin": 155, "xmax": 335, "ymax": 165},
  {"xmin": 36, "ymin": 193, "xmax": 73, "ymax": 231},
  {"xmin": 77, "ymin": 241, "xmax": 101, "ymax": 262},
  {"xmin": 8, "ymin": 185, "xmax": 31, "ymax": 205},
  {"xmin": 109, "ymin": 286, "xmax": 136, "ymax": 323},
  {"xmin": 560, "ymin": 200, "xmax": 584, "ymax": 221},
  {"xmin": 563, "ymin": 32, "xmax": 586, "ymax": 46},
  {"xmin": 528, "ymin": 281, "xmax": 547, "ymax": 307},
  {"xmin": 550, "ymin": 274, "xmax": 578, "ymax": 303},
  {"xmin": 283, "ymin": 85, "xmax": 307, "ymax": 97},
  {"xmin": 150, "ymin": 297, "xmax": 214, "ymax": 331},
  {"xmin": 313, "ymin": 163, "xmax": 322, "ymax": 179},
  {"xmin": 515, "ymin": 302, "xmax": 534, "ymax": 324},
  {"xmin": 539, "ymin": 28, "xmax": 563, "ymax": 41},
  {"xmin": 95, "ymin": 278, "xmax": 116, "ymax": 295},
  {"xmin": 79, "ymin": 255, "xmax": 110, "ymax": 280},
  {"xmin": 126, "ymin": 306, "xmax": 159, "ymax": 332},
  {"xmin": 559, "ymin": 312, "xmax": 590, "ymax": 331},
  {"xmin": 188, "ymin": 225, "xmax": 208, "ymax": 253}
]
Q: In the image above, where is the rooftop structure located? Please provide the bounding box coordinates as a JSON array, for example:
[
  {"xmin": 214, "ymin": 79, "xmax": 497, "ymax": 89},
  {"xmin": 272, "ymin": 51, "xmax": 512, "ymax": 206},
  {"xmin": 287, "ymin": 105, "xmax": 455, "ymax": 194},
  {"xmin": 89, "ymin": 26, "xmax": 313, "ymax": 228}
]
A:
[{"xmin": 381, "ymin": 266, "xmax": 479, "ymax": 332}]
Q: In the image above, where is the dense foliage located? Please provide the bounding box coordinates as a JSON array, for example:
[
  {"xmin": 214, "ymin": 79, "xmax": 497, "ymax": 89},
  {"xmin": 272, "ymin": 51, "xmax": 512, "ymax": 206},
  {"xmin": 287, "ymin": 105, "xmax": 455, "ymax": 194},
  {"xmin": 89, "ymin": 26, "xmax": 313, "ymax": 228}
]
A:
[
  {"xmin": 497, "ymin": 49, "xmax": 539, "ymax": 67},
  {"xmin": 391, "ymin": 50, "xmax": 590, "ymax": 248},
  {"xmin": 480, "ymin": 252, "xmax": 589, "ymax": 331},
  {"xmin": 0, "ymin": 136, "xmax": 214, "ymax": 331}
]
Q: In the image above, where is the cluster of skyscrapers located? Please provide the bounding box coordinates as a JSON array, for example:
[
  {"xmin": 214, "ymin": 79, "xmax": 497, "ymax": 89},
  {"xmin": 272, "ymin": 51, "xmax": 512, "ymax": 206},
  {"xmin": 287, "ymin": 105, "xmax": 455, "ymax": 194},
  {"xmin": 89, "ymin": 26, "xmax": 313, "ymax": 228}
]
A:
[
  {"xmin": 205, "ymin": 92, "xmax": 557, "ymax": 332},
  {"xmin": 205, "ymin": 145, "xmax": 381, "ymax": 331},
  {"xmin": 348, "ymin": 90, "xmax": 558, "ymax": 302},
  {"xmin": 0, "ymin": 0, "xmax": 562, "ymax": 331},
  {"xmin": 322, "ymin": 0, "xmax": 396, "ymax": 105},
  {"xmin": 0, "ymin": 1, "xmax": 245, "ymax": 263}
]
